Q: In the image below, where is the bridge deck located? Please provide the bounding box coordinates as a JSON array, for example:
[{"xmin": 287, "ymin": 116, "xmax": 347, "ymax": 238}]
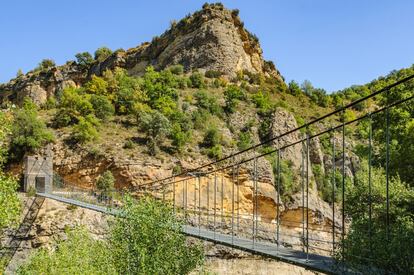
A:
[{"xmin": 37, "ymin": 192, "xmax": 345, "ymax": 274}]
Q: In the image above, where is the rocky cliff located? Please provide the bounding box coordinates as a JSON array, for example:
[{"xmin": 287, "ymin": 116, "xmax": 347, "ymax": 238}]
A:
[{"xmin": 0, "ymin": 3, "xmax": 282, "ymax": 106}]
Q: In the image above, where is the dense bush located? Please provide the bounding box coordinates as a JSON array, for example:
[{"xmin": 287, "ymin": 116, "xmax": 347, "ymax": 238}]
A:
[
  {"xmin": 0, "ymin": 112, "xmax": 12, "ymax": 167},
  {"xmin": 96, "ymin": 170, "xmax": 115, "ymax": 196},
  {"xmin": 85, "ymin": 75, "xmax": 109, "ymax": 96},
  {"xmin": 138, "ymin": 110, "xmax": 171, "ymax": 155},
  {"xmin": 169, "ymin": 64, "xmax": 184, "ymax": 75},
  {"xmin": 17, "ymin": 227, "xmax": 116, "ymax": 274},
  {"xmin": 194, "ymin": 90, "xmax": 222, "ymax": 116},
  {"xmin": 54, "ymin": 87, "xmax": 94, "ymax": 127},
  {"xmin": 110, "ymin": 196, "xmax": 204, "ymax": 274},
  {"xmin": 94, "ymin": 47, "xmax": 113, "ymax": 62},
  {"xmin": 11, "ymin": 99, "xmax": 54, "ymax": 158},
  {"xmin": 90, "ymin": 95, "xmax": 114, "ymax": 121},
  {"xmin": 223, "ymin": 85, "xmax": 246, "ymax": 113},
  {"xmin": 104, "ymin": 68, "xmax": 143, "ymax": 114},
  {"xmin": 0, "ymin": 172, "xmax": 21, "ymax": 231},
  {"xmin": 170, "ymin": 123, "xmax": 190, "ymax": 153},
  {"xmin": 17, "ymin": 196, "xmax": 204, "ymax": 274},
  {"xmin": 205, "ymin": 70, "xmax": 222, "ymax": 78},
  {"xmin": 288, "ymin": 80, "xmax": 302, "ymax": 96},
  {"xmin": 342, "ymin": 160, "xmax": 414, "ymax": 274},
  {"xmin": 237, "ymin": 131, "xmax": 252, "ymax": 150},
  {"xmin": 72, "ymin": 115, "xmax": 100, "ymax": 143},
  {"xmin": 35, "ymin": 59, "xmax": 56, "ymax": 71},
  {"xmin": 189, "ymin": 72, "xmax": 205, "ymax": 88},
  {"xmin": 75, "ymin": 52, "xmax": 94, "ymax": 70},
  {"xmin": 201, "ymin": 127, "xmax": 221, "ymax": 148}
]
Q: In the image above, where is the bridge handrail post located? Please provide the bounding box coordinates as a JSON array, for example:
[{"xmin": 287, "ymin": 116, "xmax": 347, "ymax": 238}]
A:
[
  {"xmin": 306, "ymin": 127, "xmax": 310, "ymax": 262},
  {"xmin": 331, "ymin": 127, "xmax": 336, "ymax": 255}
]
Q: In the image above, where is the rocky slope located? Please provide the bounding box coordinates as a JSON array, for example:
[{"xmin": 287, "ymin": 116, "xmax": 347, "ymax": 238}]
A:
[{"xmin": 0, "ymin": 3, "xmax": 282, "ymax": 107}]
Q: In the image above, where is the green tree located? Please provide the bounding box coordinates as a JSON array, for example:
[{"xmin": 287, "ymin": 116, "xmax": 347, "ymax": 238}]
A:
[
  {"xmin": 54, "ymin": 87, "xmax": 94, "ymax": 127},
  {"xmin": 75, "ymin": 52, "xmax": 94, "ymax": 70},
  {"xmin": 194, "ymin": 90, "xmax": 221, "ymax": 116},
  {"xmin": 189, "ymin": 72, "xmax": 205, "ymax": 88},
  {"xmin": 0, "ymin": 173, "xmax": 21, "ymax": 231},
  {"xmin": 96, "ymin": 170, "xmax": 115, "ymax": 197},
  {"xmin": 94, "ymin": 47, "xmax": 113, "ymax": 62},
  {"xmin": 138, "ymin": 110, "xmax": 171, "ymax": 155},
  {"xmin": 342, "ymin": 160, "xmax": 414, "ymax": 273},
  {"xmin": 170, "ymin": 123, "xmax": 190, "ymax": 153},
  {"xmin": 109, "ymin": 196, "xmax": 204, "ymax": 274},
  {"xmin": 90, "ymin": 95, "xmax": 115, "ymax": 121},
  {"xmin": 0, "ymin": 112, "xmax": 12, "ymax": 167},
  {"xmin": 288, "ymin": 80, "xmax": 302, "ymax": 96},
  {"xmin": 11, "ymin": 99, "xmax": 54, "ymax": 159},
  {"xmin": 36, "ymin": 59, "xmax": 56, "ymax": 71},
  {"xmin": 16, "ymin": 69, "xmax": 24, "ymax": 77},
  {"xmin": 72, "ymin": 115, "xmax": 100, "ymax": 143},
  {"xmin": 17, "ymin": 227, "xmax": 116, "ymax": 275},
  {"xmin": 223, "ymin": 85, "xmax": 245, "ymax": 113},
  {"xmin": 84, "ymin": 75, "xmax": 109, "ymax": 96}
]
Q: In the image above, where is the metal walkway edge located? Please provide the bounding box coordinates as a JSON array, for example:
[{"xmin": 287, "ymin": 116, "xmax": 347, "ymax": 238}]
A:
[{"xmin": 37, "ymin": 192, "xmax": 348, "ymax": 274}]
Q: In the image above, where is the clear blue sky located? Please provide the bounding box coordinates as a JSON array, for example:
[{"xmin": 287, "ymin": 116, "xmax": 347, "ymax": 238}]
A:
[{"xmin": 1, "ymin": 0, "xmax": 413, "ymax": 92}]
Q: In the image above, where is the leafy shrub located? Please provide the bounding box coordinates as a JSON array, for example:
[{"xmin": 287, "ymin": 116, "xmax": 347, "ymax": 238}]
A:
[
  {"xmin": 123, "ymin": 140, "xmax": 135, "ymax": 149},
  {"xmin": 170, "ymin": 123, "xmax": 190, "ymax": 153},
  {"xmin": 96, "ymin": 170, "xmax": 115, "ymax": 196},
  {"xmin": 237, "ymin": 131, "xmax": 252, "ymax": 150},
  {"xmin": 72, "ymin": 115, "xmax": 99, "ymax": 143},
  {"xmin": 43, "ymin": 96, "xmax": 56, "ymax": 110},
  {"xmin": 206, "ymin": 144, "xmax": 222, "ymax": 160},
  {"xmin": 201, "ymin": 127, "xmax": 221, "ymax": 148},
  {"xmin": 251, "ymin": 91, "xmax": 274, "ymax": 114},
  {"xmin": 11, "ymin": 98, "xmax": 54, "ymax": 158},
  {"xmin": 0, "ymin": 173, "xmax": 21, "ymax": 230},
  {"xmin": 17, "ymin": 227, "xmax": 116, "ymax": 274},
  {"xmin": 205, "ymin": 70, "xmax": 222, "ymax": 78},
  {"xmin": 341, "ymin": 160, "xmax": 414, "ymax": 274},
  {"xmin": 138, "ymin": 110, "xmax": 171, "ymax": 155},
  {"xmin": 194, "ymin": 90, "xmax": 221, "ymax": 116},
  {"xmin": 169, "ymin": 64, "xmax": 184, "ymax": 75},
  {"xmin": 0, "ymin": 112, "xmax": 12, "ymax": 167},
  {"xmin": 35, "ymin": 59, "xmax": 56, "ymax": 71},
  {"xmin": 84, "ymin": 75, "xmax": 109, "ymax": 96},
  {"xmin": 90, "ymin": 95, "xmax": 114, "ymax": 121},
  {"xmin": 54, "ymin": 87, "xmax": 94, "ymax": 127},
  {"xmin": 189, "ymin": 72, "xmax": 205, "ymax": 88},
  {"xmin": 288, "ymin": 80, "xmax": 302, "ymax": 96},
  {"xmin": 109, "ymin": 196, "xmax": 204, "ymax": 274},
  {"xmin": 75, "ymin": 52, "xmax": 94, "ymax": 69},
  {"xmin": 94, "ymin": 47, "xmax": 113, "ymax": 62},
  {"xmin": 104, "ymin": 68, "xmax": 144, "ymax": 114},
  {"xmin": 224, "ymin": 85, "xmax": 246, "ymax": 113}
]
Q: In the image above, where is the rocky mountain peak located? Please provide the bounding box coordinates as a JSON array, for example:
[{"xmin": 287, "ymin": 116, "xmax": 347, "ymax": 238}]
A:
[
  {"xmin": 0, "ymin": 3, "xmax": 283, "ymax": 106},
  {"xmin": 92, "ymin": 2, "xmax": 283, "ymax": 79}
]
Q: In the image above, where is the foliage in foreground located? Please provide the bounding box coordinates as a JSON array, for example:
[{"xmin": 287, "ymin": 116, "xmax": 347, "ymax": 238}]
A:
[
  {"xmin": 109, "ymin": 196, "xmax": 204, "ymax": 274},
  {"xmin": 17, "ymin": 228, "xmax": 116, "ymax": 275},
  {"xmin": 341, "ymin": 160, "xmax": 414, "ymax": 274},
  {"xmin": 10, "ymin": 99, "xmax": 54, "ymax": 159},
  {"xmin": 0, "ymin": 173, "xmax": 21, "ymax": 231},
  {"xmin": 17, "ymin": 196, "xmax": 204, "ymax": 275}
]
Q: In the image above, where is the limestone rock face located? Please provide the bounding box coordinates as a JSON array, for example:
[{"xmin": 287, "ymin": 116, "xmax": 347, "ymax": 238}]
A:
[
  {"xmin": 0, "ymin": 4, "xmax": 283, "ymax": 106},
  {"xmin": 270, "ymin": 108, "xmax": 303, "ymax": 170},
  {"xmin": 0, "ymin": 63, "xmax": 83, "ymax": 106},
  {"xmin": 101, "ymin": 3, "xmax": 283, "ymax": 80}
]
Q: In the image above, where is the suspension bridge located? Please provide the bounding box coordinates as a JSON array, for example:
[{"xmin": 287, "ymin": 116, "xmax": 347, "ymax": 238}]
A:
[{"xmin": 3, "ymin": 74, "xmax": 414, "ymax": 274}]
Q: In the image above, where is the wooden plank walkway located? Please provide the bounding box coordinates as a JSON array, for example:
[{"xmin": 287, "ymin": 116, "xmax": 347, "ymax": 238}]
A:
[{"xmin": 37, "ymin": 192, "xmax": 348, "ymax": 274}]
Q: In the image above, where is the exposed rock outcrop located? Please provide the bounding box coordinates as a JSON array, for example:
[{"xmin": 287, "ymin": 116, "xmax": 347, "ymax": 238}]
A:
[{"xmin": 0, "ymin": 3, "xmax": 283, "ymax": 106}]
